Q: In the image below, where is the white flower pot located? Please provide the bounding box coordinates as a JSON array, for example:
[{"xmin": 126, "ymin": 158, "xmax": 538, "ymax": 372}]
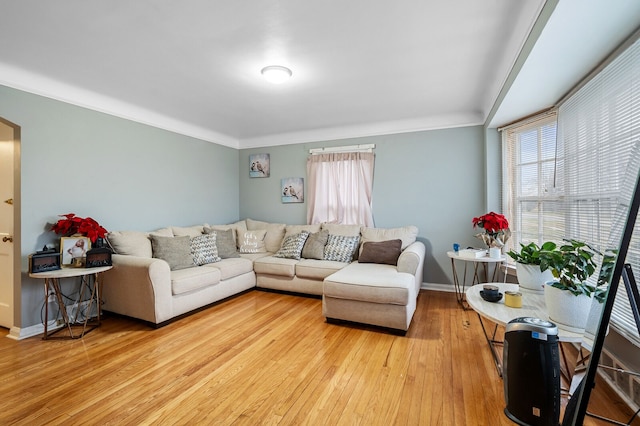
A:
[
  {"xmin": 515, "ymin": 263, "xmax": 554, "ymax": 292},
  {"xmin": 544, "ymin": 283, "xmax": 594, "ymax": 332}
]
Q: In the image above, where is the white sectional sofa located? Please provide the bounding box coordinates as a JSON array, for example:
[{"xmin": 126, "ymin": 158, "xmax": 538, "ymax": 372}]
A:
[{"xmin": 102, "ymin": 219, "xmax": 425, "ymax": 333}]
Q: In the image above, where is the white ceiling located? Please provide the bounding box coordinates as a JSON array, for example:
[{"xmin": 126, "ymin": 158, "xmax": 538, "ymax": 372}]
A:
[{"xmin": 0, "ymin": 1, "xmax": 638, "ymax": 148}]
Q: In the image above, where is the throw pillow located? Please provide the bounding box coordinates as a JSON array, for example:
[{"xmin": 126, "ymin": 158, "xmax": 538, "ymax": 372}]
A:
[
  {"xmin": 190, "ymin": 233, "xmax": 221, "ymax": 266},
  {"xmin": 301, "ymin": 229, "xmax": 329, "ymax": 260},
  {"xmin": 150, "ymin": 235, "xmax": 194, "ymax": 270},
  {"xmin": 358, "ymin": 239, "xmax": 402, "ymax": 265},
  {"xmin": 323, "ymin": 234, "xmax": 360, "ymax": 263},
  {"xmin": 239, "ymin": 230, "xmax": 267, "ymax": 253},
  {"xmin": 274, "ymin": 231, "xmax": 310, "ymax": 260},
  {"xmin": 204, "ymin": 227, "xmax": 240, "ymax": 258}
]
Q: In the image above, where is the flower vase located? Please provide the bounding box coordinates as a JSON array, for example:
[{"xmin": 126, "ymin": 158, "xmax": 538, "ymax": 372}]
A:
[{"xmin": 489, "ymin": 247, "xmax": 502, "ymax": 259}]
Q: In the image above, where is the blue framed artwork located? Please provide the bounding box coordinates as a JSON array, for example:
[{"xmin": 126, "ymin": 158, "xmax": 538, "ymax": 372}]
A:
[
  {"xmin": 249, "ymin": 153, "xmax": 270, "ymax": 178},
  {"xmin": 281, "ymin": 177, "xmax": 304, "ymax": 203}
]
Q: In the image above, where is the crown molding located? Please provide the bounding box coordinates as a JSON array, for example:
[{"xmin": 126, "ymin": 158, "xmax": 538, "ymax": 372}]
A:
[{"xmin": 0, "ymin": 64, "xmax": 240, "ymax": 149}]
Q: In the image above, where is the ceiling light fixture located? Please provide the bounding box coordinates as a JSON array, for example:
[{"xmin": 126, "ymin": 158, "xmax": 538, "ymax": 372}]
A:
[{"xmin": 261, "ymin": 65, "xmax": 292, "ymax": 84}]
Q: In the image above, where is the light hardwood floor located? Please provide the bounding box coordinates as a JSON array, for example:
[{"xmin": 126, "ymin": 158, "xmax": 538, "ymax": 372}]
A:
[{"xmin": 0, "ymin": 290, "xmax": 635, "ymax": 425}]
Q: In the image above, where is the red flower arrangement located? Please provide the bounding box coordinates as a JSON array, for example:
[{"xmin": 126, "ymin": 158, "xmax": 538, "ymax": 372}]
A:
[
  {"xmin": 50, "ymin": 213, "xmax": 108, "ymax": 243},
  {"xmin": 472, "ymin": 212, "xmax": 510, "ymax": 248}
]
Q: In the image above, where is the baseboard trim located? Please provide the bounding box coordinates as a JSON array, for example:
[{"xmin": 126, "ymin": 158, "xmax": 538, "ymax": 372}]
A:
[
  {"xmin": 6, "ymin": 321, "xmax": 60, "ymax": 340},
  {"xmin": 421, "ymin": 282, "xmax": 455, "ymax": 293},
  {"xmin": 5, "ymin": 284, "xmax": 454, "ymax": 340}
]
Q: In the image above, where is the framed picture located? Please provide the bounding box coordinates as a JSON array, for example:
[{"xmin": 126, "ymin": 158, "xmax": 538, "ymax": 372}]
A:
[
  {"xmin": 60, "ymin": 236, "xmax": 91, "ymax": 266},
  {"xmin": 249, "ymin": 153, "xmax": 270, "ymax": 178},
  {"xmin": 281, "ymin": 177, "xmax": 304, "ymax": 203}
]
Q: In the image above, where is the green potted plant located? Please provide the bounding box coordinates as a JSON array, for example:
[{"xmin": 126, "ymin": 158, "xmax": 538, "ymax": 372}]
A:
[
  {"xmin": 539, "ymin": 239, "xmax": 600, "ymax": 331},
  {"xmin": 507, "ymin": 241, "xmax": 556, "ymax": 292}
]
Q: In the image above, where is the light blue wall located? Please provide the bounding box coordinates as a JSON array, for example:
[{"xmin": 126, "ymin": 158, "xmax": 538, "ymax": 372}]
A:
[
  {"xmin": 240, "ymin": 126, "xmax": 487, "ymax": 285},
  {"xmin": 0, "ymin": 85, "xmax": 239, "ymax": 328}
]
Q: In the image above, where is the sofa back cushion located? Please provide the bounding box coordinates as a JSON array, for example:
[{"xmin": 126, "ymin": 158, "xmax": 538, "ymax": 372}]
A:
[
  {"xmin": 359, "ymin": 226, "xmax": 418, "ymax": 253},
  {"xmin": 284, "ymin": 224, "xmax": 321, "ymax": 239},
  {"xmin": 107, "ymin": 231, "xmax": 153, "ymax": 257},
  {"xmin": 172, "ymin": 225, "xmax": 205, "ymax": 237},
  {"xmin": 246, "ymin": 218, "xmax": 286, "ymax": 252},
  {"xmin": 321, "ymin": 223, "xmax": 361, "ymax": 237}
]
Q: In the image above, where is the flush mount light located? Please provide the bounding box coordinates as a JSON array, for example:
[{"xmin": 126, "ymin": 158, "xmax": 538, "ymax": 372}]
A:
[{"xmin": 261, "ymin": 65, "xmax": 292, "ymax": 84}]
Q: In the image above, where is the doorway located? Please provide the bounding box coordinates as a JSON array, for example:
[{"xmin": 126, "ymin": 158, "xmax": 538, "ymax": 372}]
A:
[{"xmin": 0, "ymin": 117, "xmax": 20, "ymax": 332}]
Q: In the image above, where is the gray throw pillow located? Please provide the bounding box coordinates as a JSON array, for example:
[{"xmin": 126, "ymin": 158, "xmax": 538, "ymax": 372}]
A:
[
  {"xmin": 150, "ymin": 235, "xmax": 194, "ymax": 270},
  {"xmin": 358, "ymin": 239, "xmax": 402, "ymax": 265},
  {"xmin": 301, "ymin": 229, "xmax": 329, "ymax": 260},
  {"xmin": 205, "ymin": 227, "xmax": 239, "ymax": 258}
]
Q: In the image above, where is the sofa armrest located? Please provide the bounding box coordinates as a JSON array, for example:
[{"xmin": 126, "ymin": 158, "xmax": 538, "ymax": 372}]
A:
[
  {"xmin": 397, "ymin": 241, "xmax": 426, "ymax": 284},
  {"xmin": 101, "ymin": 254, "xmax": 173, "ymax": 324}
]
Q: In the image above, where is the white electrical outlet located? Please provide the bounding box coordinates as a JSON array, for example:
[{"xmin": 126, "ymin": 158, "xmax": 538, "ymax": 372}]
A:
[{"xmin": 47, "ymin": 294, "xmax": 55, "ymax": 303}]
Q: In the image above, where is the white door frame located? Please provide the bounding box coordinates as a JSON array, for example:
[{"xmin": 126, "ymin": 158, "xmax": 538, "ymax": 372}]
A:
[{"xmin": 0, "ymin": 117, "xmax": 21, "ymax": 338}]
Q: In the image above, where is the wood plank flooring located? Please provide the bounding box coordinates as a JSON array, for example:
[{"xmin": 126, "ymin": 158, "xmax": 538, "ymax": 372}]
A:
[{"xmin": 0, "ymin": 290, "xmax": 636, "ymax": 425}]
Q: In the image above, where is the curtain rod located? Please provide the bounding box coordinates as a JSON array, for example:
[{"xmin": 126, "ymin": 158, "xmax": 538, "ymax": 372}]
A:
[{"xmin": 309, "ymin": 144, "xmax": 375, "ymax": 154}]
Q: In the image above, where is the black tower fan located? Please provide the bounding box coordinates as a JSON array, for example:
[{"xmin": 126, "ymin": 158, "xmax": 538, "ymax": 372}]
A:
[{"xmin": 503, "ymin": 317, "xmax": 561, "ymax": 426}]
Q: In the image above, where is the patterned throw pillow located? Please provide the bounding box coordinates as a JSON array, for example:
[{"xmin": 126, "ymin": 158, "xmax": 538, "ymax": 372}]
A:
[
  {"xmin": 274, "ymin": 231, "xmax": 310, "ymax": 260},
  {"xmin": 323, "ymin": 234, "xmax": 361, "ymax": 263},
  {"xmin": 190, "ymin": 233, "xmax": 221, "ymax": 265}
]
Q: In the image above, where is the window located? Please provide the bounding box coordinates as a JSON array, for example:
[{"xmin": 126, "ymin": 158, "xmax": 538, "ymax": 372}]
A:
[
  {"xmin": 502, "ymin": 36, "xmax": 640, "ymax": 346},
  {"xmin": 306, "ymin": 151, "xmax": 375, "ymax": 226}
]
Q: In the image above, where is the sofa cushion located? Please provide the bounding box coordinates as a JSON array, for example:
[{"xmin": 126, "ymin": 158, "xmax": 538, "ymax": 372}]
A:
[
  {"xmin": 172, "ymin": 225, "xmax": 205, "ymax": 237},
  {"xmin": 253, "ymin": 256, "xmax": 298, "ymax": 277},
  {"xmin": 359, "ymin": 226, "xmax": 418, "ymax": 251},
  {"xmin": 190, "ymin": 233, "xmax": 221, "ymax": 266},
  {"xmin": 151, "ymin": 227, "xmax": 175, "ymax": 237},
  {"xmin": 246, "ymin": 219, "xmax": 286, "ymax": 253},
  {"xmin": 284, "ymin": 224, "xmax": 321, "ymax": 239},
  {"xmin": 295, "ymin": 259, "xmax": 349, "ymax": 280},
  {"xmin": 204, "ymin": 227, "xmax": 240, "ymax": 258},
  {"xmin": 358, "ymin": 239, "xmax": 402, "ymax": 266},
  {"xmin": 274, "ymin": 231, "xmax": 310, "ymax": 260},
  {"xmin": 323, "ymin": 263, "xmax": 413, "ymax": 305},
  {"xmin": 171, "ymin": 266, "xmax": 221, "ymax": 295},
  {"xmin": 321, "ymin": 223, "xmax": 361, "ymax": 237},
  {"xmin": 324, "ymin": 234, "xmax": 360, "ymax": 262},
  {"xmin": 107, "ymin": 231, "xmax": 152, "ymax": 258},
  {"xmin": 239, "ymin": 230, "xmax": 267, "ymax": 253},
  {"xmin": 301, "ymin": 229, "xmax": 329, "ymax": 260},
  {"xmin": 150, "ymin": 235, "xmax": 194, "ymax": 270},
  {"xmin": 204, "ymin": 257, "xmax": 254, "ymax": 280}
]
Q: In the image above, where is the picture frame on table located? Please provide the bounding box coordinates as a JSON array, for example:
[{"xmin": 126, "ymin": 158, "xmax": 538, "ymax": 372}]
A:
[{"xmin": 60, "ymin": 236, "xmax": 91, "ymax": 266}]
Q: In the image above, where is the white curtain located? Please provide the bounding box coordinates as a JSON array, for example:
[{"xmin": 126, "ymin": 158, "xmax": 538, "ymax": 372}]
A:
[{"xmin": 306, "ymin": 152, "xmax": 375, "ymax": 226}]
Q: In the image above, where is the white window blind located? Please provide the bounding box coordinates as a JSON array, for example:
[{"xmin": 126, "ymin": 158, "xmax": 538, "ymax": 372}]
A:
[{"xmin": 502, "ymin": 36, "xmax": 640, "ymax": 347}]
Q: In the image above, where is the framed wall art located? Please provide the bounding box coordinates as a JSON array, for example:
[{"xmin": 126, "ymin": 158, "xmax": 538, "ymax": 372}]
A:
[
  {"xmin": 60, "ymin": 236, "xmax": 91, "ymax": 266},
  {"xmin": 249, "ymin": 153, "xmax": 270, "ymax": 178},
  {"xmin": 281, "ymin": 177, "xmax": 304, "ymax": 203}
]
